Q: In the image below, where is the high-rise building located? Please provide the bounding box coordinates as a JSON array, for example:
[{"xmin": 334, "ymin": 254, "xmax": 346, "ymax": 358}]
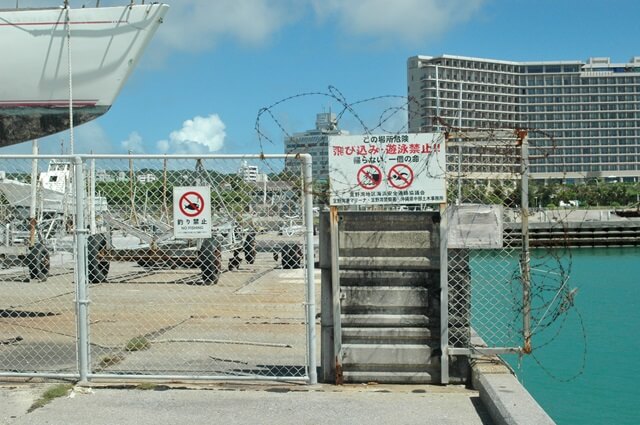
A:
[
  {"xmin": 408, "ymin": 55, "xmax": 640, "ymax": 182},
  {"xmin": 284, "ymin": 112, "xmax": 347, "ymax": 182}
]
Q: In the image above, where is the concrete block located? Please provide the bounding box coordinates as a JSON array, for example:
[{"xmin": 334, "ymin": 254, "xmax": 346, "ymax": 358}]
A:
[
  {"xmin": 341, "ymin": 286, "xmax": 428, "ymax": 308},
  {"xmin": 339, "ymin": 270, "xmax": 435, "ymax": 287},
  {"xmin": 342, "ymin": 370, "xmax": 437, "ymax": 384},
  {"xmin": 339, "ymin": 211, "xmax": 439, "ymax": 232},
  {"xmin": 341, "ymin": 327, "xmax": 432, "ymax": 343},
  {"xmin": 341, "ymin": 314, "xmax": 430, "ymax": 327},
  {"xmin": 339, "ymin": 256, "xmax": 439, "ymax": 270},
  {"xmin": 342, "ymin": 344, "xmax": 433, "ymax": 367},
  {"xmin": 472, "ymin": 362, "xmax": 556, "ymax": 425},
  {"xmin": 339, "ymin": 230, "xmax": 432, "ymax": 250}
]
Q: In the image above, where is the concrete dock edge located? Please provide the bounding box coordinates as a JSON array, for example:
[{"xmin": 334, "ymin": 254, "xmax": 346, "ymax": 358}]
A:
[{"xmin": 471, "ymin": 358, "xmax": 556, "ymax": 425}]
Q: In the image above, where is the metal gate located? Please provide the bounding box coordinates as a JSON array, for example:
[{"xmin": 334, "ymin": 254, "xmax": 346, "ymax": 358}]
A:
[{"xmin": 0, "ymin": 154, "xmax": 317, "ymax": 384}]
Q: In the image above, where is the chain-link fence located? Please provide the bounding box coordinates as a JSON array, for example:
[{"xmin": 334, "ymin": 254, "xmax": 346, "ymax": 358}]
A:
[
  {"xmin": 0, "ymin": 156, "xmax": 79, "ymax": 378},
  {"xmin": 444, "ymin": 130, "xmax": 529, "ymax": 359},
  {"xmin": 0, "ymin": 154, "xmax": 317, "ymax": 383}
]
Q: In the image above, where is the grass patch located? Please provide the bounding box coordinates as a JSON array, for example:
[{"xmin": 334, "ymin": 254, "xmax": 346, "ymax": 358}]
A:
[
  {"xmin": 98, "ymin": 354, "xmax": 125, "ymax": 369},
  {"xmin": 28, "ymin": 384, "xmax": 73, "ymax": 412},
  {"xmin": 125, "ymin": 336, "xmax": 151, "ymax": 352}
]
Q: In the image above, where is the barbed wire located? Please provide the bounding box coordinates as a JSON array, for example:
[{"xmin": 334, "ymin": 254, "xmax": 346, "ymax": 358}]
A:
[
  {"xmin": 254, "ymin": 87, "xmax": 590, "ymax": 381},
  {"xmin": 527, "ymin": 306, "xmax": 587, "ymax": 382},
  {"xmin": 255, "ymin": 86, "xmax": 417, "ymax": 148},
  {"xmin": 254, "ymin": 86, "xmax": 443, "ymax": 200},
  {"xmin": 437, "ymin": 115, "xmax": 590, "ymax": 382}
]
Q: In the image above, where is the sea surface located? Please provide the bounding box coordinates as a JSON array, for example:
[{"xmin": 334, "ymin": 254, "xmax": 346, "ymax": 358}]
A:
[{"xmin": 495, "ymin": 247, "xmax": 640, "ymax": 425}]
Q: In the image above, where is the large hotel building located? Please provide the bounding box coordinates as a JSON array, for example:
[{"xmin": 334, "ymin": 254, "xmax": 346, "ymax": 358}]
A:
[{"xmin": 407, "ymin": 55, "xmax": 640, "ymax": 182}]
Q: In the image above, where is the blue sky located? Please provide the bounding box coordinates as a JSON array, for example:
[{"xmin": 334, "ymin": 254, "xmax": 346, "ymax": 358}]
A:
[{"xmin": 3, "ymin": 0, "xmax": 640, "ymax": 155}]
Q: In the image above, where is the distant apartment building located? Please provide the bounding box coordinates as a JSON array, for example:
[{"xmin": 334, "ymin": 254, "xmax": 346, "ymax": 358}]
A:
[
  {"xmin": 284, "ymin": 112, "xmax": 347, "ymax": 182},
  {"xmin": 116, "ymin": 171, "xmax": 128, "ymax": 182},
  {"xmin": 238, "ymin": 161, "xmax": 259, "ymax": 182},
  {"xmin": 136, "ymin": 172, "xmax": 157, "ymax": 184},
  {"xmin": 407, "ymin": 55, "xmax": 640, "ymax": 182},
  {"xmin": 95, "ymin": 169, "xmax": 114, "ymax": 183}
]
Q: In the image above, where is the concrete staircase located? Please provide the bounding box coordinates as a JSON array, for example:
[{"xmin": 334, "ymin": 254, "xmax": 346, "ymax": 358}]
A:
[{"xmin": 321, "ymin": 211, "xmax": 441, "ymax": 384}]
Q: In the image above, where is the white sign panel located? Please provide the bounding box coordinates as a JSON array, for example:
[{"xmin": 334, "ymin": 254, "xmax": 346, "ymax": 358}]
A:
[
  {"xmin": 328, "ymin": 133, "xmax": 446, "ymax": 206},
  {"xmin": 173, "ymin": 186, "xmax": 212, "ymax": 239}
]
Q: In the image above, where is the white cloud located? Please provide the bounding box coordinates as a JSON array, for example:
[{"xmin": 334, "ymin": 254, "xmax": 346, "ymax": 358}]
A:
[
  {"xmin": 153, "ymin": 0, "xmax": 302, "ymax": 54},
  {"xmin": 156, "ymin": 139, "xmax": 170, "ymax": 153},
  {"xmin": 12, "ymin": 1, "xmax": 301, "ymax": 59},
  {"xmin": 121, "ymin": 131, "xmax": 145, "ymax": 153},
  {"xmin": 16, "ymin": 0, "xmax": 486, "ymax": 60},
  {"xmin": 311, "ymin": 0, "xmax": 486, "ymax": 44},
  {"xmin": 158, "ymin": 114, "xmax": 226, "ymax": 154},
  {"xmin": 72, "ymin": 121, "xmax": 115, "ymax": 154},
  {"xmin": 150, "ymin": 0, "xmax": 486, "ymax": 55}
]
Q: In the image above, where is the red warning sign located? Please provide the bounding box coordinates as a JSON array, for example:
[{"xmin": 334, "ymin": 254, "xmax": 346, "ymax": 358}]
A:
[
  {"xmin": 357, "ymin": 164, "xmax": 382, "ymax": 190},
  {"xmin": 387, "ymin": 164, "xmax": 414, "ymax": 190},
  {"xmin": 179, "ymin": 191, "xmax": 205, "ymax": 217}
]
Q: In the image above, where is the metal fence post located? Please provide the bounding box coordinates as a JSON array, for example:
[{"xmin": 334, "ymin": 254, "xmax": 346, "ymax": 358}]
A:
[
  {"xmin": 520, "ymin": 134, "xmax": 532, "ymax": 354},
  {"xmin": 301, "ymin": 154, "xmax": 317, "ymax": 385},
  {"xmin": 329, "ymin": 205, "xmax": 342, "ymax": 384},
  {"xmin": 73, "ymin": 156, "xmax": 90, "ymax": 381},
  {"xmin": 439, "ymin": 202, "xmax": 450, "ymax": 384},
  {"xmin": 89, "ymin": 158, "xmax": 96, "ymax": 234},
  {"xmin": 28, "ymin": 141, "xmax": 38, "ymax": 246}
]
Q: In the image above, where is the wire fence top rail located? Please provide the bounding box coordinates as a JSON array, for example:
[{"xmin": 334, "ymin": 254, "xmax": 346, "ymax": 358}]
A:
[{"xmin": 1, "ymin": 154, "xmax": 312, "ymax": 161}]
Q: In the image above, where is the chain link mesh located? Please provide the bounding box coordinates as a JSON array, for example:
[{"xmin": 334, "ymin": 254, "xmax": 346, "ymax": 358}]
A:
[
  {"xmin": 0, "ymin": 157, "xmax": 78, "ymax": 374},
  {"xmin": 0, "ymin": 155, "xmax": 314, "ymax": 380},
  {"xmin": 445, "ymin": 134, "xmax": 525, "ymax": 351}
]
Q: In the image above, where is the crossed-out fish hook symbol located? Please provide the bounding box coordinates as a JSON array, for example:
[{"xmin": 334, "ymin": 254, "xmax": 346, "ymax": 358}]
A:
[{"xmin": 183, "ymin": 198, "xmax": 200, "ymax": 211}]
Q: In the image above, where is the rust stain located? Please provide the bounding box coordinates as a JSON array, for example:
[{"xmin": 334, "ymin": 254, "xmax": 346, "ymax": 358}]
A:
[
  {"xmin": 515, "ymin": 129, "xmax": 528, "ymax": 145},
  {"xmin": 335, "ymin": 356, "xmax": 344, "ymax": 385}
]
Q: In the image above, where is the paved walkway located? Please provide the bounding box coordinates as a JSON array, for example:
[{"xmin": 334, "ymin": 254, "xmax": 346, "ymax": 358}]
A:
[{"xmin": 1, "ymin": 382, "xmax": 493, "ymax": 425}]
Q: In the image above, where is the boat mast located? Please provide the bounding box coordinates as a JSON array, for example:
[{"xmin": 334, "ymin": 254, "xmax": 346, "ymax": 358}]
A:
[{"xmin": 65, "ymin": 0, "xmax": 75, "ymax": 155}]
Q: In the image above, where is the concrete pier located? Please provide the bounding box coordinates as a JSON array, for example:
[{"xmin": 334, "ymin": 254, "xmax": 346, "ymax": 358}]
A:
[{"xmin": 505, "ymin": 208, "xmax": 640, "ymax": 248}]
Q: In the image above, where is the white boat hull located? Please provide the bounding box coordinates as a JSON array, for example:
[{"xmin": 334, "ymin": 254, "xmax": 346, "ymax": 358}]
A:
[
  {"xmin": 0, "ymin": 177, "xmax": 65, "ymax": 213},
  {"xmin": 0, "ymin": 174, "xmax": 108, "ymax": 214},
  {"xmin": 0, "ymin": 3, "xmax": 169, "ymax": 147}
]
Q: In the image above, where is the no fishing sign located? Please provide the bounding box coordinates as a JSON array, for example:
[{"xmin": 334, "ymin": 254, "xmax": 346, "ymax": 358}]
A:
[{"xmin": 173, "ymin": 186, "xmax": 212, "ymax": 238}]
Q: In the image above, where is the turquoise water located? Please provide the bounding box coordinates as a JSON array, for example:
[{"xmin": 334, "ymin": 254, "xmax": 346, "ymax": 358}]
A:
[{"xmin": 497, "ymin": 248, "xmax": 640, "ymax": 425}]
